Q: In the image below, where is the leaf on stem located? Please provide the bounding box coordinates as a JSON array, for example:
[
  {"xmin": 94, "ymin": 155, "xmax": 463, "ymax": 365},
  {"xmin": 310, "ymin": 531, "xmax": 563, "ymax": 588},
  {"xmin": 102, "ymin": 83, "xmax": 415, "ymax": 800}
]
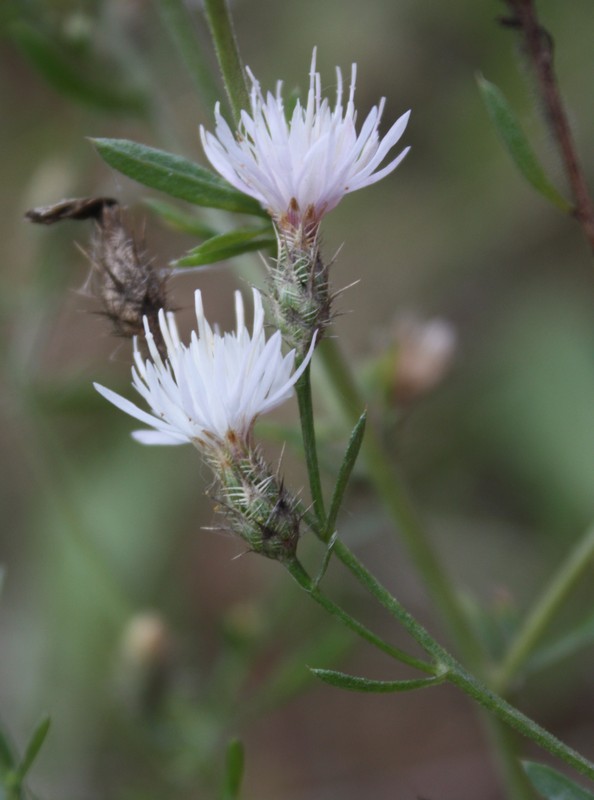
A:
[
  {"xmin": 143, "ymin": 198, "xmax": 218, "ymax": 239},
  {"xmin": 0, "ymin": 726, "xmax": 15, "ymax": 776},
  {"xmin": 476, "ymin": 75, "xmax": 571, "ymax": 212},
  {"xmin": 310, "ymin": 668, "xmax": 442, "ymax": 693},
  {"xmin": 523, "ymin": 761, "xmax": 594, "ymax": 800},
  {"xmin": 14, "ymin": 717, "xmax": 51, "ymax": 783},
  {"xmin": 325, "ymin": 412, "xmax": 367, "ymax": 538},
  {"xmin": 222, "ymin": 739, "xmax": 244, "ymax": 800},
  {"xmin": 526, "ymin": 609, "xmax": 594, "ymax": 676},
  {"xmin": 175, "ymin": 227, "xmax": 276, "ymax": 267},
  {"xmin": 91, "ymin": 139, "xmax": 266, "ymax": 216}
]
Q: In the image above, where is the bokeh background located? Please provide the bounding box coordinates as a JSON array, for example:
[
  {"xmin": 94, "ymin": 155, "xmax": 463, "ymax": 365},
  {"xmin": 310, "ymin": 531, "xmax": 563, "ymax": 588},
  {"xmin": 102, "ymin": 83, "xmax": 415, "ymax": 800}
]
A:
[{"xmin": 2, "ymin": 1, "xmax": 594, "ymax": 798}]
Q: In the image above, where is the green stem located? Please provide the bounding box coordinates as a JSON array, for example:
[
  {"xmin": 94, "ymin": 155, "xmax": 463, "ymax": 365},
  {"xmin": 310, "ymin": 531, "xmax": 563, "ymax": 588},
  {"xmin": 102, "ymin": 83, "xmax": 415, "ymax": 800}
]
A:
[
  {"xmin": 494, "ymin": 522, "xmax": 594, "ymax": 693},
  {"xmin": 483, "ymin": 715, "xmax": 536, "ymax": 800},
  {"xmin": 156, "ymin": 0, "xmax": 220, "ymax": 110},
  {"xmin": 296, "ymin": 366, "xmax": 326, "ymax": 527},
  {"xmin": 285, "ymin": 559, "xmax": 435, "ymax": 675},
  {"xmin": 294, "ymin": 541, "xmax": 594, "ymax": 784},
  {"xmin": 202, "ymin": 0, "xmax": 249, "ymax": 124},
  {"xmin": 317, "ymin": 337, "xmax": 484, "ymax": 669}
]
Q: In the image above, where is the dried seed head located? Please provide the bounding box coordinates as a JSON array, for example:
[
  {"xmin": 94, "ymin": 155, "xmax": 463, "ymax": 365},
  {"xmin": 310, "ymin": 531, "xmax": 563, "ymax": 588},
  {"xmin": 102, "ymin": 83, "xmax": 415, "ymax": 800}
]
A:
[
  {"xmin": 89, "ymin": 204, "xmax": 168, "ymax": 352},
  {"xmin": 26, "ymin": 197, "xmax": 170, "ymax": 357}
]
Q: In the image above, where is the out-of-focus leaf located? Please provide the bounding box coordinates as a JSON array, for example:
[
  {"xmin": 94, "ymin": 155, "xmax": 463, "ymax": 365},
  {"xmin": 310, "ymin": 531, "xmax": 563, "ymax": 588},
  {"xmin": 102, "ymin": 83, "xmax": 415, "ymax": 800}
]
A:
[
  {"xmin": 10, "ymin": 23, "xmax": 148, "ymax": 115},
  {"xmin": 523, "ymin": 761, "xmax": 594, "ymax": 799},
  {"xmin": 477, "ymin": 75, "xmax": 571, "ymax": 212},
  {"xmin": 92, "ymin": 139, "xmax": 266, "ymax": 217},
  {"xmin": 526, "ymin": 608, "xmax": 594, "ymax": 676},
  {"xmin": 176, "ymin": 227, "xmax": 276, "ymax": 267},
  {"xmin": 0, "ymin": 725, "xmax": 15, "ymax": 776},
  {"xmin": 310, "ymin": 668, "xmax": 441, "ymax": 693},
  {"xmin": 143, "ymin": 198, "xmax": 218, "ymax": 239},
  {"xmin": 14, "ymin": 717, "xmax": 50, "ymax": 783},
  {"xmin": 222, "ymin": 739, "xmax": 244, "ymax": 800}
]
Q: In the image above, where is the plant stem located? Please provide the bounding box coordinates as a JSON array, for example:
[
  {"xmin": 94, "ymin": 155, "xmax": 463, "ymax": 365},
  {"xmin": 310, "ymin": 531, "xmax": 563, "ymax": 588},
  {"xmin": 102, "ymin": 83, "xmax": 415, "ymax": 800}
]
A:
[
  {"xmin": 285, "ymin": 559, "xmax": 435, "ymax": 675},
  {"xmin": 317, "ymin": 337, "xmax": 484, "ymax": 669},
  {"xmin": 291, "ymin": 543, "xmax": 594, "ymax": 783},
  {"xmin": 502, "ymin": 0, "xmax": 594, "ymax": 253},
  {"xmin": 295, "ymin": 366, "xmax": 327, "ymax": 528},
  {"xmin": 494, "ymin": 522, "xmax": 594, "ymax": 693},
  {"xmin": 202, "ymin": 0, "xmax": 250, "ymax": 125}
]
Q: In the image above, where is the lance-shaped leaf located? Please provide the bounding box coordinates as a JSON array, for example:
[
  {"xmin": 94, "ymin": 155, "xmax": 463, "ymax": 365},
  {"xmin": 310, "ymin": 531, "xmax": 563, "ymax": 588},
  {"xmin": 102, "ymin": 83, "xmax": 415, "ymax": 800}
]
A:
[
  {"xmin": 10, "ymin": 24, "xmax": 148, "ymax": 116},
  {"xmin": 222, "ymin": 739, "xmax": 244, "ymax": 800},
  {"xmin": 175, "ymin": 227, "xmax": 276, "ymax": 267},
  {"xmin": 526, "ymin": 609, "xmax": 594, "ymax": 677},
  {"xmin": 13, "ymin": 717, "xmax": 51, "ymax": 784},
  {"xmin": 523, "ymin": 761, "xmax": 594, "ymax": 800},
  {"xmin": 0, "ymin": 725, "xmax": 15, "ymax": 777},
  {"xmin": 92, "ymin": 139, "xmax": 267, "ymax": 217},
  {"xmin": 143, "ymin": 198, "xmax": 218, "ymax": 239},
  {"xmin": 477, "ymin": 75, "xmax": 571, "ymax": 212},
  {"xmin": 325, "ymin": 412, "xmax": 367, "ymax": 540},
  {"xmin": 310, "ymin": 668, "xmax": 443, "ymax": 693}
]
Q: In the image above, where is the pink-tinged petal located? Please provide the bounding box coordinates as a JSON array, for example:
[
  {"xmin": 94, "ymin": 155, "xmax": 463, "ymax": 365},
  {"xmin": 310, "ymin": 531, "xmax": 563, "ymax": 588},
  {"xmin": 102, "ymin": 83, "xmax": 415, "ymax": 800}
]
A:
[{"xmin": 200, "ymin": 49, "xmax": 410, "ymax": 230}]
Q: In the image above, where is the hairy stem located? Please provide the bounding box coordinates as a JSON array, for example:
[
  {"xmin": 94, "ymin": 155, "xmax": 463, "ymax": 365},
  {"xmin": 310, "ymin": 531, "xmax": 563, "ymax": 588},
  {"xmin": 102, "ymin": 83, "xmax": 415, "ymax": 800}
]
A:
[{"xmin": 202, "ymin": 0, "xmax": 249, "ymax": 124}]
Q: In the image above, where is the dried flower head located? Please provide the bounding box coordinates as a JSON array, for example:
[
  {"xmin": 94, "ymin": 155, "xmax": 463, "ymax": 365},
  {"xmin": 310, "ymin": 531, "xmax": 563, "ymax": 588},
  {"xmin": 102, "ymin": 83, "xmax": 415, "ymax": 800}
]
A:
[
  {"xmin": 200, "ymin": 49, "xmax": 410, "ymax": 241},
  {"xmin": 26, "ymin": 197, "xmax": 169, "ymax": 355}
]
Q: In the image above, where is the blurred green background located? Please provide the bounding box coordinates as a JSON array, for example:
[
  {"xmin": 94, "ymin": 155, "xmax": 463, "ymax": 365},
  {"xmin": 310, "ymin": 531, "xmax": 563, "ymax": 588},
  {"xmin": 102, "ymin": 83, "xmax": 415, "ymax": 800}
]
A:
[{"xmin": 1, "ymin": 1, "xmax": 594, "ymax": 798}]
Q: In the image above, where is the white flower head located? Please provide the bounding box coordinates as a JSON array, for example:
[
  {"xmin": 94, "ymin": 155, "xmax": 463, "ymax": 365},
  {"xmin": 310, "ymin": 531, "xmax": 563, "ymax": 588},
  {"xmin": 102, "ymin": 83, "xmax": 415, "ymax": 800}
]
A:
[
  {"xmin": 94, "ymin": 288, "xmax": 315, "ymax": 450},
  {"xmin": 200, "ymin": 48, "xmax": 410, "ymax": 236}
]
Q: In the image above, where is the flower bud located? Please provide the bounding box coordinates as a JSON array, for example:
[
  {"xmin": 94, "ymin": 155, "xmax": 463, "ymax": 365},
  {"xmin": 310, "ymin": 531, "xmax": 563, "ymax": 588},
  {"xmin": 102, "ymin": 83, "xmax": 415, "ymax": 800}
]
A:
[
  {"xmin": 117, "ymin": 612, "xmax": 173, "ymax": 714},
  {"xmin": 213, "ymin": 437, "xmax": 302, "ymax": 563},
  {"xmin": 393, "ymin": 315, "xmax": 457, "ymax": 404},
  {"xmin": 268, "ymin": 234, "xmax": 331, "ymax": 356}
]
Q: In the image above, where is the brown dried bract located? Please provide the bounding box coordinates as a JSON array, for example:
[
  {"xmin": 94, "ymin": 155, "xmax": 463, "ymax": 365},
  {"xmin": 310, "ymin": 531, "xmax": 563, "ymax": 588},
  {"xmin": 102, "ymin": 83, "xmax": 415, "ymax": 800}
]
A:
[
  {"xmin": 26, "ymin": 197, "xmax": 169, "ymax": 357},
  {"xmin": 25, "ymin": 197, "xmax": 118, "ymax": 224}
]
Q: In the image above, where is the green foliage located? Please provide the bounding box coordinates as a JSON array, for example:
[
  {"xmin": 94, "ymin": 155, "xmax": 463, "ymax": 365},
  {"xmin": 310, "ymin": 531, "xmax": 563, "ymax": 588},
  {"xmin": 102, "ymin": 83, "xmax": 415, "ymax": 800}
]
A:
[
  {"xmin": 325, "ymin": 412, "xmax": 367, "ymax": 538},
  {"xmin": 221, "ymin": 739, "xmax": 244, "ymax": 800},
  {"xmin": 143, "ymin": 198, "xmax": 218, "ymax": 239},
  {"xmin": 0, "ymin": 717, "xmax": 50, "ymax": 800},
  {"xmin": 310, "ymin": 668, "xmax": 441, "ymax": 693},
  {"xmin": 527, "ymin": 608, "xmax": 594, "ymax": 676},
  {"xmin": 176, "ymin": 226, "xmax": 276, "ymax": 267},
  {"xmin": 477, "ymin": 75, "xmax": 571, "ymax": 212},
  {"xmin": 92, "ymin": 139, "xmax": 267, "ymax": 216},
  {"xmin": 9, "ymin": 22, "xmax": 148, "ymax": 115},
  {"xmin": 524, "ymin": 761, "xmax": 594, "ymax": 800}
]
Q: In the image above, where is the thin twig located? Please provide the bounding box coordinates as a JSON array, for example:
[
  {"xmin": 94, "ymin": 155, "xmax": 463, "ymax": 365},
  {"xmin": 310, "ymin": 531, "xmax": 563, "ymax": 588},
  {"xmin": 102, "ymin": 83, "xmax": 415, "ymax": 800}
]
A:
[{"xmin": 501, "ymin": 0, "xmax": 594, "ymax": 253}]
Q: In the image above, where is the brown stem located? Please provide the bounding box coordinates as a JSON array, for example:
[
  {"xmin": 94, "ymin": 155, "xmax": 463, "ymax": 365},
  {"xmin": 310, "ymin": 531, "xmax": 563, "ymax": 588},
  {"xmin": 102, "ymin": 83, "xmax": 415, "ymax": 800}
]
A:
[{"xmin": 502, "ymin": 0, "xmax": 594, "ymax": 253}]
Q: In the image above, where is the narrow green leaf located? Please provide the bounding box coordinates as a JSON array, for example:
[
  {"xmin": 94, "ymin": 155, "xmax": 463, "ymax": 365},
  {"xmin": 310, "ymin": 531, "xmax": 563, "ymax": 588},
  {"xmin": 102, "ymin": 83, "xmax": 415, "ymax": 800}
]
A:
[
  {"xmin": 310, "ymin": 668, "xmax": 442, "ymax": 693},
  {"xmin": 14, "ymin": 717, "xmax": 50, "ymax": 783},
  {"xmin": 143, "ymin": 198, "xmax": 218, "ymax": 239},
  {"xmin": 92, "ymin": 139, "xmax": 266, "ymax": 216},
  {"xmin": 0, "ymin": 725, "xmax": 15, "ymax": 775},
  {"xmin": 523, "ymin": 761, "xmax": 594, "ymax": 800},
  {"xmin": 222, "ymin": 739, "xmax": 244, "ymax": 800},
  {"xmin": 325, "ymin": 412, "xmax": 367, "ymax": 538},
  {"xmin": 477, "ymin": 75, "xmax": 571, "ymax": 212},
  {"xmin": 10, "ymin": 23, "xmax": 148, "ymax": 115},
  {"xmin": 526, "ymin": 610, "xmax": 594, "ymax": 676},
  {"xmin": 176, "ymin": 227, "xmax": 276, "ymax": 267}
]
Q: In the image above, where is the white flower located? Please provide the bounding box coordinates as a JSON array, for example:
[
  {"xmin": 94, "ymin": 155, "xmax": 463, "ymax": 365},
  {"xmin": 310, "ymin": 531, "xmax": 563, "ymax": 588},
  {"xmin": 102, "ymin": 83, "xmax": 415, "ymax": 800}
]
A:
[
  {"xmin": 200, "ymin": 48, "xmax": 410, "ymax": 232},
  {"xmin": 94, "ymin": 288, "xmax": 315, "ymax": 449}
]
